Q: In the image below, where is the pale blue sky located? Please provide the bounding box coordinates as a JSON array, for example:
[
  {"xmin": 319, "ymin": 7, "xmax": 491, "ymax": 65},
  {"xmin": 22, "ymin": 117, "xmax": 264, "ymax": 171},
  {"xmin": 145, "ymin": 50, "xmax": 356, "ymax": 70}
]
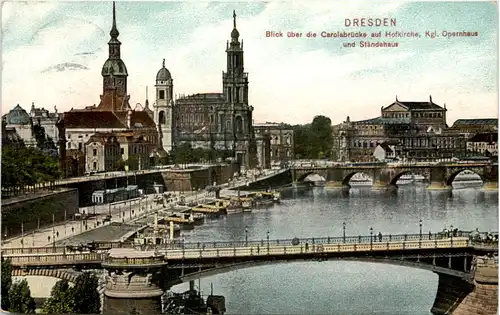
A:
[{"xmin": 1, "ymin": 1, "xmax": 498, "ymax": 124}]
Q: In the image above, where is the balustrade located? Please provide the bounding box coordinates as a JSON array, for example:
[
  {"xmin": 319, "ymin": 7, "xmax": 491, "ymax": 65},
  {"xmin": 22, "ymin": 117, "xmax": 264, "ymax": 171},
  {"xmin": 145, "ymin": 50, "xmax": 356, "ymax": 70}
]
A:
[{"xmin": 1, "ymin": 231, "xmax": 491, "ymax": 267}]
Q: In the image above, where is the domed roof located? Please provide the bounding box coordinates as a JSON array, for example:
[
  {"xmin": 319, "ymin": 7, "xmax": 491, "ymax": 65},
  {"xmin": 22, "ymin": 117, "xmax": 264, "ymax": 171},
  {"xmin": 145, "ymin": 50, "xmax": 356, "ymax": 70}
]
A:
[
  {"xmin": 6, "ymin": 105, "xmax": 30, "ymax": 125},
  {"xmin": 101, "ymin": 58, "xmax": 128, "ymax": 76},
  {"xmin": 156, "ymin": 59, "xmax": 172, "ymax": 81},
  {"xmin": 231, "ymin": 28, "xmax": 239, "ymax": 39}
]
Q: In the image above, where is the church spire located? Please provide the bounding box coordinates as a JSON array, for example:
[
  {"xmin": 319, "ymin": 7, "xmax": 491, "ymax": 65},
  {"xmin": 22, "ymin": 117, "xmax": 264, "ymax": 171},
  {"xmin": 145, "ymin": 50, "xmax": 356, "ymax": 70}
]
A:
[
  {"xmin": 230, "ymin": 10, "xmax": 240, "ymax": 43},
  {"xmin": 110, "ymin": 1, "xmax": 119, "ymax": 39}
]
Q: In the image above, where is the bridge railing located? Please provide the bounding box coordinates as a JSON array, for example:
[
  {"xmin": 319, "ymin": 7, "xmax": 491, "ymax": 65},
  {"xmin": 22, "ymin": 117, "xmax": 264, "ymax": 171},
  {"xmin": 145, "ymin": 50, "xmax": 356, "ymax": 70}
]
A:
[
  {"xmin": 2, "ymin": 231, "xmax": 494, "ymax": 256},
  {"xmin": 1, "ymin": 246, "xmax": 68, "ymax": 255},
  {"xmin": 152, "ymin": 232, "xmax": 474, "ymax": 250},
  {"xmin": 103, "ymin": 256, "xmax": 166, "ymax": 266},
  {"xmin": 162, "ymin": 237, "xmax": 472, "ymax": 260}
]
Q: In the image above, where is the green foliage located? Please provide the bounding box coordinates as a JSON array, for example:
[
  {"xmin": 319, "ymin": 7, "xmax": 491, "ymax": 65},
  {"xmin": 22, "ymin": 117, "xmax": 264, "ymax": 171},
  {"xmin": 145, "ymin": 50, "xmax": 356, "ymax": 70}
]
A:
[
  {"xmin": 293, "ymin": 115, "xmax": 333, "ymax": 159},
  {"xmin": 1, "ymin": 145, "xmax": 61, "ymax": 189},
  {"xmin": 171, "ymin": 143, "xmax": 233, "ymax": 164},
  {"xmin": 72, "ymin": 272, "xmax": 101, "ymax": 314},
  {"xmin": 1, "ymin": 257, "xmax": 12, "ymax": 310},
  {"xmin": 41, "ymin": 279, "xmax": 74, "ymax": 314},
  {"xmin": 8, "ymin": 278, "xmax": 36, "ymax": 313}
]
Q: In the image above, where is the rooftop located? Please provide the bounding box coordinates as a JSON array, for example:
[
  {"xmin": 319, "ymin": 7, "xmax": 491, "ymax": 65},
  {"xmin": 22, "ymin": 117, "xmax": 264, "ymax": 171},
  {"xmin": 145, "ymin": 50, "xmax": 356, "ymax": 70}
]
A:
[
  {"xmin": 353, "ymin": 116, "xmax": 412, "ymax": 125},
  {"xmin": 452, "ymin": 119, "xmax": 498, "ymax": 126}
]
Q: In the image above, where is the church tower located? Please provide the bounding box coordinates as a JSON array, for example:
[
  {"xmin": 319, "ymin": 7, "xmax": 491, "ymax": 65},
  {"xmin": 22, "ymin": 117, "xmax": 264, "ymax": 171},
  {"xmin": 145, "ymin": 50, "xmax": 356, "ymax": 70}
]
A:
[
  {"xmin": 222, "ymin": 11, "xmax": 256, "ymax": 167},
  {"xmin": 97, "ymin": 2, "xmax": 130, "ymax": 111},
  {"xmin": 223, "ymin": 10, "xmax": 249, "ymax": 106},
  {"xmin": 154, "ymin": 59, "xmax": 174, "ymax": 152}
]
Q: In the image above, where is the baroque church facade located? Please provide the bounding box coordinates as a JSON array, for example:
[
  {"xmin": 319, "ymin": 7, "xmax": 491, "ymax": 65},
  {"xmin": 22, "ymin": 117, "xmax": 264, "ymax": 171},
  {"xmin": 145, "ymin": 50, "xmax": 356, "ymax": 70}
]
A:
[
  {"xmin": 61, "ymin": 2, "xmax": 160, "ymax": 176},
  {"xmin": 152, "ymin": 11, "xmax": 259, "ymax": 168}
]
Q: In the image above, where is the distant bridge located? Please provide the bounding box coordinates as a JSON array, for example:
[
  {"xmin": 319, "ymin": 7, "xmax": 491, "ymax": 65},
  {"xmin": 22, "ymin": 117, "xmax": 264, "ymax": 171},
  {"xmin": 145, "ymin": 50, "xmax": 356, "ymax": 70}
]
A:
[{"xmin": 290, "ymin": 162, "xmax": 498, "ymax": 190}]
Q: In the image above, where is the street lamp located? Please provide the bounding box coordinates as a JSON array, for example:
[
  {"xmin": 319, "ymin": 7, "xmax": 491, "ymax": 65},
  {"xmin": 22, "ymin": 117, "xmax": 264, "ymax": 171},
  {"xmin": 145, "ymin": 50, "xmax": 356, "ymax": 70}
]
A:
[
  {"xmin": 419, "ymin": 219, "xmax": 423, "ymax": 240},
  {"xmin": 266, "ymin": 230, "xmax": 270, "ymax": 250},
  {"xmin": 370, "ymin": 227, "xmax": 373, "ymax": 247},
  {"xmin": 245, "ymin": 226, "xmax": 249, "ymax": 246},
  {"xmin": 343, "ymin": 222, "xmax": 346, "ymax": 243}
]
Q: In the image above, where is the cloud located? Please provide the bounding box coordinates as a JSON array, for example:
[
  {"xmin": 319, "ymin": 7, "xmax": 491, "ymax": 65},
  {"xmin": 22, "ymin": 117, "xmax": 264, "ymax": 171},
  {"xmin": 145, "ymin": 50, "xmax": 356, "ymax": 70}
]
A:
[{"xmin": 1, "ymin": 1, "xmax": 497, "ymax": 125}]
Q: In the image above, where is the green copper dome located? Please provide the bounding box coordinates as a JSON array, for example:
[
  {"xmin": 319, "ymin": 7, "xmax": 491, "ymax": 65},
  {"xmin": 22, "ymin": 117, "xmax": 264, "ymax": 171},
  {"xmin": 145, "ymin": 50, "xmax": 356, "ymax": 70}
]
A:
[
  {"xmin": 101, "ymin": 58, "xmax": 128, "ymax": 76},
  {"xmin": 6, "ymin": 104, "xmax": 30, "ymax": 125}
]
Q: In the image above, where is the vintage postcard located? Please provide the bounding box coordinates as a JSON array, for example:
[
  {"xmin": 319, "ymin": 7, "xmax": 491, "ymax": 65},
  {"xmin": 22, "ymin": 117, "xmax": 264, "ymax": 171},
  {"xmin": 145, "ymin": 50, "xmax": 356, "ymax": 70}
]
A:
[{"xmin": 1, "ymin": 1, "xmax": 498, "ymax": 315}]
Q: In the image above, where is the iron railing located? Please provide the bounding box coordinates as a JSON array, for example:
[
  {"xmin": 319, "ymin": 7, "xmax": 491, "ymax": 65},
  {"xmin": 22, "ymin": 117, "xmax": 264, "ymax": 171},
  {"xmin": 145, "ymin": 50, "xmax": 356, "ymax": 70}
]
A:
[{"xmin": 2, "ymin": 231, "xmax": 496, "ymax": 256}]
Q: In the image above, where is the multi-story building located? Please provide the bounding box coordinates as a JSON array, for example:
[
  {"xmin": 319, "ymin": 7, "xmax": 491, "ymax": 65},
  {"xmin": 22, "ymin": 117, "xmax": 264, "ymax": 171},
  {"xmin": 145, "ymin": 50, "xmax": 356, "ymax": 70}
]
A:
[
  {"xmin": 85, "ymin": 131, "xmax": 155, "ymax": 173},
  {"xmin": 467, "ymin": 133, "xmax": 498, "ymax": 157},
  {"xmin": 3, "ymin": 105, "xmax": 37, "ymax": 148},
  {"xmin": 448, "ymin": 118, "xmax": 498, "ymax": 137},
  {"xmin": 29, "ymin": 103, "xmax": 62, "ymax": 147},
  {"xmin": 253, "ymin": 122, "xmax": 294, "ymax": 165},
  {"xmin": 332, "ymin": 96, "xmax": 464, "ymax": 162},
  {"xmin": 61, "ymin": 3, "xmax": 161, "ymax": 174},
  {"xmin": 157, "ymin": 11, "xmax": 259, "ymax": 168}
]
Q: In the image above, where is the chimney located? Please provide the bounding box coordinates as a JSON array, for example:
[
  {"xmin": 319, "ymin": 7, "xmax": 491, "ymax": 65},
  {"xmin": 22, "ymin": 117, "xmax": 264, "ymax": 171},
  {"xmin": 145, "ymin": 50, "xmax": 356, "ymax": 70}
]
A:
[
  {"xmin": 127, "ymin": 109, "xmax": 132, "ymax": 129},
  {"xmin": 429, "ymin": 95, "xmax": 433, "ymax": 103}
]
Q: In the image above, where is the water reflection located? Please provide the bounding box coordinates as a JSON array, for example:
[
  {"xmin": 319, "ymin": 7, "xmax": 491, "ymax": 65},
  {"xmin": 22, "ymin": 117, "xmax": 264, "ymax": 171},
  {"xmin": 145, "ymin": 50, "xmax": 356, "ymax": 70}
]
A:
[{"xmin": 171, "ymin": 185, "xmax": 497, "ymax": 314}]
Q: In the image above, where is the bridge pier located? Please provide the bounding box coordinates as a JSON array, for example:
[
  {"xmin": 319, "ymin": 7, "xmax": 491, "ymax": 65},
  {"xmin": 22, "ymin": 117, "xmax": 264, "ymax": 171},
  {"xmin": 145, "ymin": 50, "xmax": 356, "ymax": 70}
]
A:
[
  {"xmin": 102, "ymin": 249, "xmax": 168, "ymax": 315},
  {"xmin": 371, "ymin": 181, "xmax": 397, "ymax": 191},
  {"xmin": 325, "ymin": 181, "xmax": 350, "ymax": 190},
  {"xmin": 481, "ymin": 181, "xmax": 498, "ymax": 191},
  {"xmin": 427, "ymin": 182, "xmax": 453, "ymax": 191},
  {"xmin": 431, "ymin": 257, "xmax": 498, "ymax": 315}
]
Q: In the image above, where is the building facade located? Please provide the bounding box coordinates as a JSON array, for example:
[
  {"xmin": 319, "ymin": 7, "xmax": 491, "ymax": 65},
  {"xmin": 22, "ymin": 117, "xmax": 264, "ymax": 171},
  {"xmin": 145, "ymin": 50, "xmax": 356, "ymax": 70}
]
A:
[
  {"xmin": 332, "ymin": 96, "xmax": 466, "ymax": 162},
  {"xmin": 61, "ymin": 3, "xmax": 161, "ymax": 175},
  {"xmin": 253, "ymin": 122, "xmax": 294, "ymax": 165},
  {"xmin": 467, "ymin": 133, "xmax": 498, "ymax": 157},
  {"xmin": 159, "ymin": 11, "xmax": 258, "ymax": 168}
]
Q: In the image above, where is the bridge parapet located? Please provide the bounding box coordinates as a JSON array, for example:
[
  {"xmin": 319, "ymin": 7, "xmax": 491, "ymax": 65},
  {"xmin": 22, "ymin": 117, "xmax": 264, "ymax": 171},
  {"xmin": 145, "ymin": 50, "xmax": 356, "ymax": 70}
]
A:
[{"xmin": 291, "ymin": 163, "xmax": 497, "ymax": 191}]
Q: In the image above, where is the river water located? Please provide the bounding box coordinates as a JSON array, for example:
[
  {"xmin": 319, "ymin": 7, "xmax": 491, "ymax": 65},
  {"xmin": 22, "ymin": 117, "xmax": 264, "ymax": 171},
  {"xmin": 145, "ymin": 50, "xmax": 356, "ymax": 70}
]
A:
[{"xmin": 171, "ymin": 182, "xmax": 498, "ymax": 314}]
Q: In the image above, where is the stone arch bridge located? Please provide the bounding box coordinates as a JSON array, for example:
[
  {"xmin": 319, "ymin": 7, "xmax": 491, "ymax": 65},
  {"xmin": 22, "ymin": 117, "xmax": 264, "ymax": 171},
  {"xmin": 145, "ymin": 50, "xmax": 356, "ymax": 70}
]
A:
[
  {"xmin": 2, "ymin": 232, "xmax": 498, "ymax": 315},
  {"xmin": 291, "ymin": 162, "xmax": 498, "ymax": 190}
]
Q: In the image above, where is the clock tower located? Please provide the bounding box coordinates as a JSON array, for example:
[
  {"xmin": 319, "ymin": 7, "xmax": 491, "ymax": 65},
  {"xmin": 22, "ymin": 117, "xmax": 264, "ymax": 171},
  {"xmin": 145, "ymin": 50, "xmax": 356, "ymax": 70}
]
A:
[{"xmin": 97, "ymin": 2, "xmax": 130, "ymax": 111}]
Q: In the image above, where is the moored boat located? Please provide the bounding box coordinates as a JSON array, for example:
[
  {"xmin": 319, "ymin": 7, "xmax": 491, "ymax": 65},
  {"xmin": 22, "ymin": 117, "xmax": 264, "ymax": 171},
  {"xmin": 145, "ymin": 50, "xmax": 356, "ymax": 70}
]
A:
[{"xmin": 192, "ymin": 213, "xmax": 205, "ymax": 225}]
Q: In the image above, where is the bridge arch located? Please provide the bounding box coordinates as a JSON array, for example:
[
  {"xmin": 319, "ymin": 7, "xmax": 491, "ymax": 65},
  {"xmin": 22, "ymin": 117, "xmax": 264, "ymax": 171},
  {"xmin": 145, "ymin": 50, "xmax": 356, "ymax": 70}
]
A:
[
  {"xmin": 389, "ymin": 170, "xmax": 427, "ymax": 185},
  {"xmin": 11, "ymin": 268, "xmax": 80, "ymax": 283},
  {"xmin": 296, "ymin": 172, "xmax": 326, "ymax": 182},
  {"xmin": 170, "ymin": 257, "xmax": 468, "ymax": 286},
  {"xmin": 446, "ymin": 169, "xmax": 484, "ymax": 186},
  {"xmin": 342, "ymin": 171, "xmax": 372, "ymax": 186}
]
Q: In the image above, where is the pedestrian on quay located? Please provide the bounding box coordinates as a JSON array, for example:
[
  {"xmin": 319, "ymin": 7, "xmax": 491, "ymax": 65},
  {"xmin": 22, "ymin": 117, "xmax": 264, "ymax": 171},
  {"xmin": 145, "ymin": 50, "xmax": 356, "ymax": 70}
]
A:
[
  {"xmin": 378, "ymin": 232, "xmax": 382, "ymax": 242},
  {"xmin": 305, "ymin": 242, "xmax": 309, "ymax": 251}
]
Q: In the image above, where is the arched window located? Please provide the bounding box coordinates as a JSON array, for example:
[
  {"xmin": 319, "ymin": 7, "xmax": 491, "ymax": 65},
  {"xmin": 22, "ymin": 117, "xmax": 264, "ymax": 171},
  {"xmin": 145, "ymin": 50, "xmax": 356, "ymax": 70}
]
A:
[
  {"xmin": 159, "ymin": 111, "xmax": 166, "ymax": 125},
  {"xmin": 235, "ymin": 116, "xmax": 243, "ymax": 133}
]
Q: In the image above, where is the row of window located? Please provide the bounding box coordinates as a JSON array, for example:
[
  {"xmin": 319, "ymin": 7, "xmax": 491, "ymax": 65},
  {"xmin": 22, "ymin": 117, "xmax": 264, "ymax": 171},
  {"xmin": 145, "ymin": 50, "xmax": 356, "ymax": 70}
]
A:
[{"xmin": 382, "ymin": 112, "xmax": 443, "ymax": 118}]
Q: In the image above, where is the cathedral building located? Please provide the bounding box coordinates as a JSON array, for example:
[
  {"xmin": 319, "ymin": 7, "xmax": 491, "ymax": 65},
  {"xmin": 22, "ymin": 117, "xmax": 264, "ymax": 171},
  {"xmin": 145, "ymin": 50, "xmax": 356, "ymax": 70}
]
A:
[
  {"xmin": 61, "ymin": 2, "xmax": 160, "ymax": 175},
  {"xmin": 155, "ymin": 11, "xmax": 258, "ymax": 168}
]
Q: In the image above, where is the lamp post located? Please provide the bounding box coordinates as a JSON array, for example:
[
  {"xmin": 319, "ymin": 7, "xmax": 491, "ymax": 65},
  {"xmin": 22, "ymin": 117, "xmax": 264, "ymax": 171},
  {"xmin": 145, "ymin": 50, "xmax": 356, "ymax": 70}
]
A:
[
  {"xmin": 419, "ymin": 219, "xmax": 423, "ymax": 240},
  {"xmin": 450, "ymin": 224, "xmax": 454, "ymax": 245},
  {"xmin": 343, "ymin": 222, "xmax": 346, "ymax": 243},
  {"xmin": 52, "ymin": 213, "xmax": 56, "ymax": 250},
  {"xmin": 245, "ymin": 226, "xmax": 249, "ymax": 246},
  {"xmin": 266, "ymin": 230, "xmax": 270, "ymax": 251},
  {"xmin": 370, "ymin": 227, "xmax": 373, "ymax": 248}
]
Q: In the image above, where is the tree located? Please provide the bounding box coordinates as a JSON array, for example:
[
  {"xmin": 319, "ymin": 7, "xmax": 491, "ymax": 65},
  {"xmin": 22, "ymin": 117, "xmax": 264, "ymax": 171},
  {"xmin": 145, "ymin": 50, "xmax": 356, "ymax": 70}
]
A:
[
  {"xmin": 292, "ymin": 116, "xmax": 333, "ymax": 159},
  {"xmin": 8, "ymin": 278, "xmax": 36, "ymax": 313},
  {"xmin": 41, "ymin": 279, "xmax": 74, "ymax": 314},
  {"xmin": 72, "ymin": 272, "xmax": 101, "ymax": 314},
  {"xmin": 1, "ymin": 145, "xmax": 61, "ymax": 190},
  {"xmin": 310, "ymin": 115, "xmax": 333, "ymax": 159},
  {"xmin": 1, "ymin": 257, "xmax": 12, "ymax": 311}
]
